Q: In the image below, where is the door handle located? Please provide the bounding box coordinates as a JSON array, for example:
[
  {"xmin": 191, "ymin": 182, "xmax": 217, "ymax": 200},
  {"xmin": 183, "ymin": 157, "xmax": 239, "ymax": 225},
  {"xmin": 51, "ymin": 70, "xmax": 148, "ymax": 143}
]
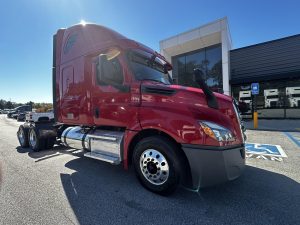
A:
[{"xmin": 95, "ymin": 108, "xmax": 100, "ymax": 118}]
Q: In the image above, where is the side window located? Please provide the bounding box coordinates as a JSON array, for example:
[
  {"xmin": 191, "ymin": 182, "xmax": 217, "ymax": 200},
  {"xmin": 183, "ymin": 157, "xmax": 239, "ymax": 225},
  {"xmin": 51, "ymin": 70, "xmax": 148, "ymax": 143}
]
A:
[{"xmin": 96, "ymin": 53, "xmax": 124, "ymax": 86}]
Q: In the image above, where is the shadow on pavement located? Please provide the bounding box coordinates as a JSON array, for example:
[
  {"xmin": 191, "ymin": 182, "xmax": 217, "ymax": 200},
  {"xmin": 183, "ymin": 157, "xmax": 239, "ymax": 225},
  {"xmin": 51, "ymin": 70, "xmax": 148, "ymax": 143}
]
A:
[
  {"xmin": 61, "ymin": 159, "xmax": 300, "ymax": 225},
  {"xmin": 16, "ymin": 145, "xmax": 80, "ymax": 162}
]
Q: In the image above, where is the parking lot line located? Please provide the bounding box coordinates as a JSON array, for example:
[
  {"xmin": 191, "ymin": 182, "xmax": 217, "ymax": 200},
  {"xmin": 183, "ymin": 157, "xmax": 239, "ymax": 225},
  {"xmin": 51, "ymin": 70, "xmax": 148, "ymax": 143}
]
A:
[{"xmin": 284, "ymin": 132, "xmax": 300, "ymax": 148}]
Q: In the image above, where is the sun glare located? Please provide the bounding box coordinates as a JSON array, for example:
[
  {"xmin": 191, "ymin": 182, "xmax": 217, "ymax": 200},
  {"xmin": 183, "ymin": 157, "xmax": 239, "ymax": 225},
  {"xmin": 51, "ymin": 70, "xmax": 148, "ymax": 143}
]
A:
[{"xmin": 80, "ymin": 20, "xmax": 86, "ymax": 26}]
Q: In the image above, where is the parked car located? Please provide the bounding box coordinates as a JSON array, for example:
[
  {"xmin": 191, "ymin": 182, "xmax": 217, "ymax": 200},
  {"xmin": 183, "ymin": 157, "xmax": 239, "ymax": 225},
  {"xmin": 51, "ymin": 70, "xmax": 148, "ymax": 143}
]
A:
[
  {"xmin": 25, "ymin": 111, "xmax": 54, "ymax": 122},
  {"xmin": 17, "ymin": 113, "xmax": 26, "ymax": 122},
  {"xmin": 7, "ymin": 111, "xmax": 16, "ymax": 118},
  {"xmin": 7, "ymin": 105, "xmax": 32, "ymax": 119},
  {"xmin": 12, "ymin": 113, "xmax": 19, "ymax": 119}
]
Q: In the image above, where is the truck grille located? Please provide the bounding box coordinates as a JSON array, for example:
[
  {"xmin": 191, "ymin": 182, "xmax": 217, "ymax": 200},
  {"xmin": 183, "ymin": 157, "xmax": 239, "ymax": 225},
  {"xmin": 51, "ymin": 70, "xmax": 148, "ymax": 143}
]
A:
[
  {"xmin": 270, "ymin": 101, "xmax": 277, "ymax": 108},
  {"xmin": 233, "ymin": 100, "xmax": 245, "ymax": 143}
]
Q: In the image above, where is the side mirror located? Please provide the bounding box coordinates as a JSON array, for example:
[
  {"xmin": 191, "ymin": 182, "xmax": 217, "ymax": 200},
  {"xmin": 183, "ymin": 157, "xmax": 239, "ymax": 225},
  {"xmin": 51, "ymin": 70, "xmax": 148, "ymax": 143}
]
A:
[
  {"xmin": 163, "ymin": 63, "xmax": 172, "ymax": 73},
  {"xmin": 193, "ymin": 68, "xmax": 204, "ymax": 83},
  {"xmin": 193, "ymin": 68, "xmax": 219, "ymax": 109}
]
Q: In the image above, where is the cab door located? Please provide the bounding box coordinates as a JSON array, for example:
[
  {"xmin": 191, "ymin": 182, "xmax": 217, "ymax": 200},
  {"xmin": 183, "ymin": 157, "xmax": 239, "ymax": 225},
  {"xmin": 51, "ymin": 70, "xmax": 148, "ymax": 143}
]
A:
[{"xmin": 91, "ymin": 49, "xmax": 137, "ymax": 128}]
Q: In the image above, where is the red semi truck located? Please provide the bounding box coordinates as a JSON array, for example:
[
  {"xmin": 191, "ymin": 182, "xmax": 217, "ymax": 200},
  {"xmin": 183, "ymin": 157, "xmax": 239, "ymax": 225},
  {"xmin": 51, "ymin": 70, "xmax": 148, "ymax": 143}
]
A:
[{"xmin": 17, "ymin": 23, "xmax": 246, "ymax": 195}]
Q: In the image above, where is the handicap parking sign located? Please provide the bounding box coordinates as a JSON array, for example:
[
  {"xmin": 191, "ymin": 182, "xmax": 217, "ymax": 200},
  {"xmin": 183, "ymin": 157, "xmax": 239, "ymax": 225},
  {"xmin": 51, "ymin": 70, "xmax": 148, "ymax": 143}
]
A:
[
  {"xmin": 245, "ymin": 143, "xmax": 287, "ymax": 159},
  {"xmin": 251, "ymin": 83, "xmax": 259, "ymax": 95}
]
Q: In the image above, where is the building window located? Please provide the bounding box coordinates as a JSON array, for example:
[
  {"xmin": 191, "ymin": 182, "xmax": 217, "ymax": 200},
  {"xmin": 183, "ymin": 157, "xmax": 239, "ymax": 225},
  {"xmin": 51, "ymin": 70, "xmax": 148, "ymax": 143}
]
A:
[
  {"xmin": 171, "ymin": 44, "xmax": 223, "ymax": 93},
  {"xmin": 232, "ymin": 78, "xmax": 300, "ymax": 119}
]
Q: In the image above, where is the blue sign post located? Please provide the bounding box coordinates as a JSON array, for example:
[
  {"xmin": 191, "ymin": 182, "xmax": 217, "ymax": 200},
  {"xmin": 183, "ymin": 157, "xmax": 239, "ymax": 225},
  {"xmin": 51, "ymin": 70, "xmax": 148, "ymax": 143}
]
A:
[
  {"xmin": 251, "ymin": 83, "xmax": 259, "ymax": 128},
  {"xmin": 251, "ymin": 83, "xmax": 259, "ymax": 95}
]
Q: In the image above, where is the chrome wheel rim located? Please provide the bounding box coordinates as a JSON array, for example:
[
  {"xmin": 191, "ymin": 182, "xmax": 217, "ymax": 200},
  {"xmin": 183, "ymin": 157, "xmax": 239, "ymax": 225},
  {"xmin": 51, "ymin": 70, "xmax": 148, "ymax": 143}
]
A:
[
  {"xmin": 29, "ymin": 130, "xmax": 37, "ymax": 148},
  {"xmin": 18, "ymin": 129, "xmax": 25, "ymax": 145},
  {"xmin": 140, "ymin": 149, "xmax": 169, "ymax": 185}
]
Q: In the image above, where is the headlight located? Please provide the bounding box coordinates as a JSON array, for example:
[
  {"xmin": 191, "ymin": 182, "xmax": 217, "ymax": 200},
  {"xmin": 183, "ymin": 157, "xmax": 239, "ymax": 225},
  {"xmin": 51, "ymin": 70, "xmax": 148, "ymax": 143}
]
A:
[{"xmin": 199, "ymin": 121, "xmax": 235, "ymax": 142}]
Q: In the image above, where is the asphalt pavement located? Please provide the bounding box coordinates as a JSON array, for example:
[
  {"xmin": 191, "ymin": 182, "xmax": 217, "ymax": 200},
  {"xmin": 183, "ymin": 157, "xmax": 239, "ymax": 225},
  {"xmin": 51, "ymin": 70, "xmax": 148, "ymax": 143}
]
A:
[{"xmin": 0, "ymin": 115, "xmax": 300, "ymax": 225}]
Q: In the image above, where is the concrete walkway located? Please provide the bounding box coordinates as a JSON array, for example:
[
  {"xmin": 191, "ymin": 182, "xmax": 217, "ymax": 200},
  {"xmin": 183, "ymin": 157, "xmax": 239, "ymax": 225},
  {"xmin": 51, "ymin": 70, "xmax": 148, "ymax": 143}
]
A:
[{"xmin": 243, "ymin": 119, "xmax": 300, "ymax": 132}]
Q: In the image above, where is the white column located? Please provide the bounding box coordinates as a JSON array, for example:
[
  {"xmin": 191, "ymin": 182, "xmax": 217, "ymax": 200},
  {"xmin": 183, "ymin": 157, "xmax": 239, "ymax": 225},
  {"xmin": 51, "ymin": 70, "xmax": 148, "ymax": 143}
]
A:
[{"xmin": 221, "ymin": 19, "xmax": 232, "ymax": 96}]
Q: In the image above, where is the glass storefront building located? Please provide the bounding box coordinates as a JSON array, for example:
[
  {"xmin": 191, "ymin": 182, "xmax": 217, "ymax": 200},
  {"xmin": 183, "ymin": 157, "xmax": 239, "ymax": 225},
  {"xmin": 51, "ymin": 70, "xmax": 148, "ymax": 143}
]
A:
[
  {"xmin": 160, "ymin": 18, "xmax": 231, "ymax": 95},
  {"xmin": 160, "ymin": 18, "xmax": 300, "ymax": 119}
]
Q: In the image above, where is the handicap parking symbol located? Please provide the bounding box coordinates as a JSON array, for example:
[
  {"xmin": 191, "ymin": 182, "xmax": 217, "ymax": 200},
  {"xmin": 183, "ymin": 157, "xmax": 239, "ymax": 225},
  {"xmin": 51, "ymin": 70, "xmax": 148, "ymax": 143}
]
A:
[
  {"xmin": 245, "ymin": 143, "xmax": 287, "ymax": 159},
  {"xmin": 284, "ymin": 132, "xmax": 300, "ymax": 148}
]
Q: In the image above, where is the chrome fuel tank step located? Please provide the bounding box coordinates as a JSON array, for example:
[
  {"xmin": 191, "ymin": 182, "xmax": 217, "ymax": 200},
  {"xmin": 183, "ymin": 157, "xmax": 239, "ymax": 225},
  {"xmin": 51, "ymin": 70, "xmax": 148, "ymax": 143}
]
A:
[
  {"xmin": 61, "ymin": 126, "xmax": 124, "ymax": 164},
  {"xmin": 84, "ymin": 152, "xmax": 120, "ymax": 164}
]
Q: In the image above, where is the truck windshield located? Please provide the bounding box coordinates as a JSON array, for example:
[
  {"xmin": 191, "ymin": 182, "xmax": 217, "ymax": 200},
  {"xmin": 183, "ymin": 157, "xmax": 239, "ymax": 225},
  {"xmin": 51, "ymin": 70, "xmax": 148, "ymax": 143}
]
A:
[
  {"xmin": 267, "ymin": 95, "xmax": 279, "ymax": 99},
  {"xmin": 240, "ymin": 97, "xmax": 251, "ymax": 101},
  {"xmin": 128, "ymin": 50, "xmax": 171, "ymax": 85}
]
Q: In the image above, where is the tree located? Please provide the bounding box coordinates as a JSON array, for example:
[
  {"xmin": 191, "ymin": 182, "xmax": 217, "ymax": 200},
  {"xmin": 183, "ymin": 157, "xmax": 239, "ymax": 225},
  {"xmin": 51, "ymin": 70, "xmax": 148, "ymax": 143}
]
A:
[
  {"xmin": 5, "ymin": 101, "xmax": 13, "ymax": 109},
  {"xmin": 26, "ymin": 101, "xmax": 34, "ymax": 111},
  {"xmin": 34, "ymin": 103, "xmax": 53, "ymax": 112},
  {"xmin": 0, "ymin": 99, "xmax": 6, "ymax": 110}
]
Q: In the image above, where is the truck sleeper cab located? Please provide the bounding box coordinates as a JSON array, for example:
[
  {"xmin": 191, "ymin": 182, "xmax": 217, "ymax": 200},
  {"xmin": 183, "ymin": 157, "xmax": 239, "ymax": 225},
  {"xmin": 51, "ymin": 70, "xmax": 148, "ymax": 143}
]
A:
[
  {"xmin": 17, "ymin": 24, "xmax": 245, "ymax": 195},
  {"xmin": 264, "ymin": 89, "xmax": 279, "ymax": 108},
  {"xmin": 286, "ymin": 87, "xmax": 300, "ymax": 107}
]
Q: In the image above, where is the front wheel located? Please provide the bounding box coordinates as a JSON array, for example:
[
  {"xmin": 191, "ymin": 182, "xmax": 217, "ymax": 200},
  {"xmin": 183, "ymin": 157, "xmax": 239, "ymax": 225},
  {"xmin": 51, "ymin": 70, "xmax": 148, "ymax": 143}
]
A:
[{"xmin": 133, "ymin": 136, "xmax": 183, "ymax": 195}]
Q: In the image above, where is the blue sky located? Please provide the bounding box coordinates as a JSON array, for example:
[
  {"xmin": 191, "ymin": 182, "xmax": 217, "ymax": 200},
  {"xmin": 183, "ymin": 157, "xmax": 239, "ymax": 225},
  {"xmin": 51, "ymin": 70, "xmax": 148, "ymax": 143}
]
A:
[{"xmin": 0, "ymin": 0, "xmax": 299, "ymax": 103}]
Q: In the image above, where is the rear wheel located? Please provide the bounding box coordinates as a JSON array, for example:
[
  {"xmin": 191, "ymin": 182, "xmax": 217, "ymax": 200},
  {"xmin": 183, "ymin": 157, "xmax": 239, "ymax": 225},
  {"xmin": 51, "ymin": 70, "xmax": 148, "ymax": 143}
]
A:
[
  {"xmin": 28, "ymin": 127, "xmax": 46, "ymax": 152},
  {"xmin": 46, "ymin": 137, "xmax": 56, "ymax": 149},
  {"xmin": 133, "ymin": 136, "xmax": 183, "ymax": 195},
  {"xmin": 17, "ymin": 125, "xmax": 29, "ymax": 148}
]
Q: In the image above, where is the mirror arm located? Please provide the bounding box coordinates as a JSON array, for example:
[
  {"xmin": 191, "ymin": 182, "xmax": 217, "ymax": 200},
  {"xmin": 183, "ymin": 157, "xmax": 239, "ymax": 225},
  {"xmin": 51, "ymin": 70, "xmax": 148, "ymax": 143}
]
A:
[{"xmin": 194, "ymin": 68, "xmax": 219, "ymax": 109}]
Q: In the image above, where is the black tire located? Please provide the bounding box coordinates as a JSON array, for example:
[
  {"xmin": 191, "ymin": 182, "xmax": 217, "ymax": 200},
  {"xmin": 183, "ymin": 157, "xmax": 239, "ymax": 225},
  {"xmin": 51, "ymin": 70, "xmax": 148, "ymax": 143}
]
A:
[
  {"xmin": 46, "ymin": 137, "xmax": 56, "ymax": 149},
  {"xmin": 133, "ymin": 136, "xmax": 184, "ymax": 195},
  {"xmin": 28, "ymin": 127, "xmax": 46, "ymax": 152},
  {"xmin": 17, "ymin": 125, "xmax": 29, "ymax": 148}
]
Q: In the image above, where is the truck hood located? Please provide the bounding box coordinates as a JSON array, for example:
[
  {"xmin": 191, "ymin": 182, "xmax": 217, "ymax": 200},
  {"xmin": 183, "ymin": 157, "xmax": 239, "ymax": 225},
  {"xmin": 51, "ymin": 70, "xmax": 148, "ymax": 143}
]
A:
[
  {"xmin": 141, "ymin": 83, "xmax": 233, "ymax": 110},
  {"xmin": 169, "ymin": 84, "xmax": 233, "ymax": 104},
  {"xmin": 140, "ymin": 83, "xmax": 244, "ymax": 146}
]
